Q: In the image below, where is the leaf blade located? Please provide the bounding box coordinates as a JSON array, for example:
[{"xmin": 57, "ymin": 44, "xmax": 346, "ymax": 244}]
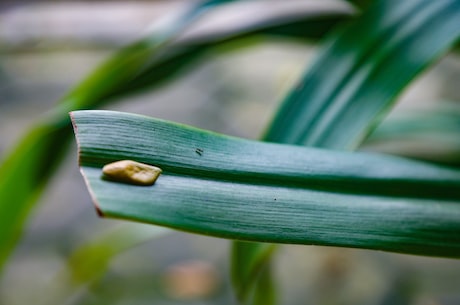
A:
[
  {"xmin": 72, "ymin": 110, "xmax": 460, "ymax": 257},
  {"xmin": 264, "ymin": 0, "xmax": 460, "ymax": 149}
]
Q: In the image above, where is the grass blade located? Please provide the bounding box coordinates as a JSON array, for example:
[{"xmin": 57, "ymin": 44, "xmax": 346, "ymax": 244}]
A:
[
  {"xmin": 72, "ymin": 110, "xmax": 460, "ymax": 257},
  {"xmin": 231, "ymin": 242, "xmax": 277, "ymax": 302},
  {"xmin": 264, "ymin": 0, "xmax": 460, "ymax": 149}
]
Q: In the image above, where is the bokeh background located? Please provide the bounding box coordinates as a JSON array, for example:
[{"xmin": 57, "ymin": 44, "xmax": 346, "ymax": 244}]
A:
[{"xmin": 1, "ymin": 1, "xmax": 460, "ymax": 304}]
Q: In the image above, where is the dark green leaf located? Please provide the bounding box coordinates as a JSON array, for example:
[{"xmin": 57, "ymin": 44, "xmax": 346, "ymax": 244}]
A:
[
  {"xmin": 264, "ymin": 0, "xmax": 460, "ymax": 150},
  {"xmin": 72, "ymin": 110, "xmax": 460, "ymax": 258}
]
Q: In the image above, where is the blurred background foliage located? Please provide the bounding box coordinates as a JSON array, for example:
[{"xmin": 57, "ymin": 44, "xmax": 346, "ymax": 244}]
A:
[{"xmin": 1, "ymin": 1, "xmax": 460, "ymax": 305}]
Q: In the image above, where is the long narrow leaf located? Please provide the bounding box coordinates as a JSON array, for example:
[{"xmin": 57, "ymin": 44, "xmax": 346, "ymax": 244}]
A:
[
  {"xmin": 231, "ymin": 242, "xmax": 277, "ymax": 302},
  {"xmin": 72, "ymin": 110, "xmax": 460, "ymax": 257},
  {"xmin": 264, "ymin": 0, "xmax": 460, "ymax": 149}
]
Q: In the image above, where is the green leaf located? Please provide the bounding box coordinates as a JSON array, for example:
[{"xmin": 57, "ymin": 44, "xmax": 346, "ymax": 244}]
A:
[
  {"xmin": 72, "ymin": 110, "xmax": 460, "ymax": 258},
  {"xmin": 68, "ymin": 1, "xmax": 354, "ymax": 102},
  {"xmin": 250, "ymin": 260, "xmax": 276, "ymax": 305},
  {"xmin": 231, "ymin": 242, "xmax": 276, "ymax": 302},
  {"xmin": 0, "ymin": 116, "xmax": 72, "ymax": 271},
  {"xmin": 264, "ymin": 0, "xmax": 460, "ymax": 150}
]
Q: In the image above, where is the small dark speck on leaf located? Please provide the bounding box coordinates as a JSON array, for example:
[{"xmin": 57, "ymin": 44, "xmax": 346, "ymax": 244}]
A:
[{"xmin": 196, "ymin": 148, "xmax": 204, "ymax": 156}]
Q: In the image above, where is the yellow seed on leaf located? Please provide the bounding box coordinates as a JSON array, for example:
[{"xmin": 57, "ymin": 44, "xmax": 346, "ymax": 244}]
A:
[{"xmin": 102, "ymin": 160, "xmax": 162, "ymax": 186}]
